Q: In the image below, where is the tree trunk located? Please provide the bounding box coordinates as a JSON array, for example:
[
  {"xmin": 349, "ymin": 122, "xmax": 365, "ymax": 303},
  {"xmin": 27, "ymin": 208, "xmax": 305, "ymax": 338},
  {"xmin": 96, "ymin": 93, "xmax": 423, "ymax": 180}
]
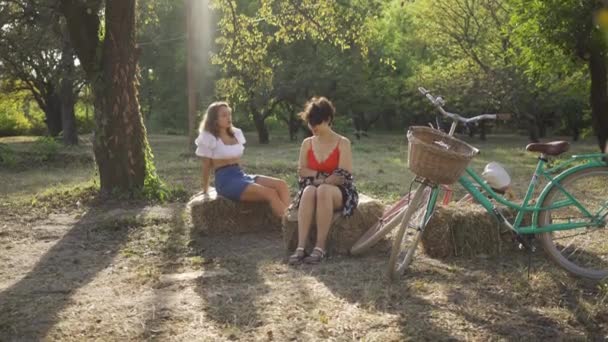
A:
[
  {"xmin": 352, "ymin": 111, "xmax": 363, "ymax": 140},
  {"xmin": 45, "ymin": 92, "xmax": 63, "ymax": 137},
  {"xmin": 252, "ymin": 109, "xmax": 269, "ymax": 144},
  {"xmin": 288, "ymin": 112, "xmax": 300, "ymax": 141},
  {"xmin": 60, "ymin": 26, "xmax": 78, "ymax": 145},
  {"xmin": 146, "ymin": 85, "xmax": 153, "ymax": 128},
  {"xmin": 91, "ymin": 0, "xmax": 148, "ymax": 192},
  {"xmin": 60, "ymin": 78, "xmax": 78, "ymax": 145},
  {"xmin": 528, "ymin": 117, "xmax": 540, "ymax": 143},
  {"xmin": 61, "ymin": 0, "xmax": 155, "ymax": 194},
  {"xmin": 382, "ymin": 109, "xmax": 394, "ymax": 130},
  {"xmin": 537, "ymin": 114, "xmax": 547, "ymax": 138},
  {"xmin": 572, "ymin": 126, "xmax": 580, "ymax": 142},
  {"xmin": 282, "ymin": 116, "xmax": 300, "ymax": 141},
  {"xmin": 186, "ymin": 0, "xmax": 199, "ymax": 151},
  {"xmin": 479, "ymin": 121, "xmax": 487, "ymax": 141},
  {"xmin": 589, "ymin": 34, "xmax": 608, "ymax": 154}
]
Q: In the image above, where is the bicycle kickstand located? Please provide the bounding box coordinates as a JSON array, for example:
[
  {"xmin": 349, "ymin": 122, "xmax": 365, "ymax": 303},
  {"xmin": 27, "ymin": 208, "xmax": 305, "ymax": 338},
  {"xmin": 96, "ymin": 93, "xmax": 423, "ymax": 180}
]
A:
[{"xmin": 514, "ymin": 234, "xmax": 536, "ymax": 280}]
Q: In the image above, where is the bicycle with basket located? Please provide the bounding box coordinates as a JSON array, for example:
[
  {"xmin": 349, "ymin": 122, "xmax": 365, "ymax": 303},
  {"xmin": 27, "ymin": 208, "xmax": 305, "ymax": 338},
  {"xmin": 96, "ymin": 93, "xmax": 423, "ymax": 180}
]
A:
[{"xmin": 351, "ymin": 87, "xmax": 608, "ymax": 281}]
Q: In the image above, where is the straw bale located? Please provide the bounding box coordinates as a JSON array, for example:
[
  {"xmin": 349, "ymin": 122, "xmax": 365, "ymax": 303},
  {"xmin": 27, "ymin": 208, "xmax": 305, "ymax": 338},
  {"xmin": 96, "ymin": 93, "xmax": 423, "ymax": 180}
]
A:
[
  {"xmin": 282, "ymin": 194, "xmax": 388, "ymax": 256},
  {"xmin": 421, "ymin": 202, "xmax": 520, "ymax": 258},
  {"xmin": 188, "ymin": 188, "xmax": 280, "ymax": 235}
]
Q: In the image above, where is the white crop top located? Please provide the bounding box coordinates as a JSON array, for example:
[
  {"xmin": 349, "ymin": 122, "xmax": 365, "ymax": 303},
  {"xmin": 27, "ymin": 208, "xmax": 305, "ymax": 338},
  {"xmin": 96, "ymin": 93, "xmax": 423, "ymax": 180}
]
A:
[{"xmin": 195, "ymin": 127, "xmax": 246, "ymax": 159}]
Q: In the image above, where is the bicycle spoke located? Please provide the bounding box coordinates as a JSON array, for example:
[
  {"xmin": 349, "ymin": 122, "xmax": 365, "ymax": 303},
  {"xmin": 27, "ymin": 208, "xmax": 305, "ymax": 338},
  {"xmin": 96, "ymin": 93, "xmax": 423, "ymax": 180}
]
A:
[
  {"xmin": 553, "ymin": 231, "xmax": 592, "ymax": 241},
  {"xmin": 388, "ymin": 183, "xmax": 434, "ymax": 280},
  {"xmin": 538, "ymin": 167, "xmax": 608, "ymax": 279}
]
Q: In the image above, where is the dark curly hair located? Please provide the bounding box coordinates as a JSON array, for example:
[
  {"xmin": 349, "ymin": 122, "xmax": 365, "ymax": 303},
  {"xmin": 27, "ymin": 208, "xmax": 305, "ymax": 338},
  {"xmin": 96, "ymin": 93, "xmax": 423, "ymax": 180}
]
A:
[{"xmin": 299, "ymin": 96, "xmax": 335, "ymax": 126}]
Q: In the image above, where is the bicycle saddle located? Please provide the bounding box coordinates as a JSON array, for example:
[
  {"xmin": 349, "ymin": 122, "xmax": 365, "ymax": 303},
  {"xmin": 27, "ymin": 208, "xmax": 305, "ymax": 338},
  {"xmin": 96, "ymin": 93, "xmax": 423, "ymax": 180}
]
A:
[{"xmin": 525, "ymin": 141, "xmax": 570, "ymax": 156}]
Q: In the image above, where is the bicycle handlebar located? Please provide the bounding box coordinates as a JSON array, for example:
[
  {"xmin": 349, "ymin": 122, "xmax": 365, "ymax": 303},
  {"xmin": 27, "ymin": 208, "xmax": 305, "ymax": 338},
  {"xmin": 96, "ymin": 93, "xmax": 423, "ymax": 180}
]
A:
[{"xmin": 418, "ymin": 87, "xmax": 511, "ymax": 125}]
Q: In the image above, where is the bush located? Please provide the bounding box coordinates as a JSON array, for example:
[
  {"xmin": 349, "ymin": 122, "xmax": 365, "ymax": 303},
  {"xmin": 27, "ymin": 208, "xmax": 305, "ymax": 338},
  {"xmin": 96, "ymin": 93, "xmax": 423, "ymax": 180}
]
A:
[
  {"xmin": 31, "ymin": 136, "xmax": 61, "ymax": 162},
  {"xmin": 0, "ymin": 143, "xmax": 16, "ymax": 167},
  {"xmin": 75, "ymin": 101, "xmax": 95, "ymax": 134},
  {"xmin": 0, "ymin": 91, "xmax": 47, "ymax": 136},
  {"xmin": 0, "ymin": 110, "xmax": 32, "ymax": 136}
]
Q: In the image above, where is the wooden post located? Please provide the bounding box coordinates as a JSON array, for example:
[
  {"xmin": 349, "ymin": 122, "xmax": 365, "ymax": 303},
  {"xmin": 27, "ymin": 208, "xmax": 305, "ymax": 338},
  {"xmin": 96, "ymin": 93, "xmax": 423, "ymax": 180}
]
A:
[{"xmin": 186, "ymin": 0, "xmax": 198, "ymax": 152}]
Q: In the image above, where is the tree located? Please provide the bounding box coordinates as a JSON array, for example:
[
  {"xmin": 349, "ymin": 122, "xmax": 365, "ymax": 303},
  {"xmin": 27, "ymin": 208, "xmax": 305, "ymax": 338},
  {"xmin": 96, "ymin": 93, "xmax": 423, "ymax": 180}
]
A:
[
  {"xmin": 512, "ymin": 0, "xmax": 608, "ymax": 151},
  {"xmin": 0, "ymin": 0, "xmax": 80, "ymax": 144},
  {"xmin": 60, "ymin": 0, "xmax": 163, "ymax": 196},
  {"xmin": 211, "ymin": 0, "xmax": 378, "ymax": 143},
  {"xmin": 407, "ymin": 0, "xmax": 535, "ymax": 138}
]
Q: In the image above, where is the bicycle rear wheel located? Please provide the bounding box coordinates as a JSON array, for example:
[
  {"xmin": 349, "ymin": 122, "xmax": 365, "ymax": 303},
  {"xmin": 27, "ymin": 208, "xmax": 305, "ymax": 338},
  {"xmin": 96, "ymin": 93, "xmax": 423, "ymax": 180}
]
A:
[
  {"xmin": 387, "ymin": 183, "xmax": 434, "ymax": 280},
  {"xmin": 537, "ymin": 166, "xmax": 608, "ymax": 280}
]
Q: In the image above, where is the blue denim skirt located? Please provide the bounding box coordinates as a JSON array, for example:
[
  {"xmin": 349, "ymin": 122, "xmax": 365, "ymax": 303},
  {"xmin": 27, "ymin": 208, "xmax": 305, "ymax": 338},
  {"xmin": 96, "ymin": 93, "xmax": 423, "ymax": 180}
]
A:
[{"xmin": 214, "ymin": 164, "xmax": 257, "ymax": 201}]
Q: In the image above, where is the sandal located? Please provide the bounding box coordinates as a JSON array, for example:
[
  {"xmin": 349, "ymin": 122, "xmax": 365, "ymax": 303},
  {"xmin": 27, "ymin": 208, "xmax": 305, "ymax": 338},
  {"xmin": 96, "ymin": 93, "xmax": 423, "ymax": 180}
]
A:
[
  {"xmin": 303, "ymin": 247, "xmax": 326, "ymax": 264},
  {"xmin": 288, "ymin": 247, "xmax": 306, "ymax": 265}
]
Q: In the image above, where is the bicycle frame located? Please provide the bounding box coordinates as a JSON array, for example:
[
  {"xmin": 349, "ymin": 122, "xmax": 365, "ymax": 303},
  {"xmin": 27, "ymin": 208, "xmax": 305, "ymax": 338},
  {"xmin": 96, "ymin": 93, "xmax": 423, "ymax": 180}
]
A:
[{"xmin": 456, "ymin": 153, "xmax": 608, "ymax": 234}]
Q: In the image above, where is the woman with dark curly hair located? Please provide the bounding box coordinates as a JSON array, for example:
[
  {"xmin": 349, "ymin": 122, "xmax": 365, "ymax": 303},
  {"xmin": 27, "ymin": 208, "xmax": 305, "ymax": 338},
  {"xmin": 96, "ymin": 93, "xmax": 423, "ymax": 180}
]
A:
[{"xmin": 288, "ymin": 97, "xmax": 359, "ymax": 265}]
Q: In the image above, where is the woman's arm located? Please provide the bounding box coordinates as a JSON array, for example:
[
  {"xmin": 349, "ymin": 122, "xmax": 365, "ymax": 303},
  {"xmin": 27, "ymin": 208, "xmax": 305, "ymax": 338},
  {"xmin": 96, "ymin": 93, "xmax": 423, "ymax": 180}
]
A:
[
  {"xmin": 338, "ymin": 137, "xmax": 353, "ymax": 173},
  {"xmin": 323, "ymin": 137, "xmax": 353, "ymax": 186},
  {"xmin": 298, "ymin": 138, "xmax": 319, "ymax": 178},
  {"xmin": 201, "ymin": 158, "xmax": 213, "ymax": 193}
]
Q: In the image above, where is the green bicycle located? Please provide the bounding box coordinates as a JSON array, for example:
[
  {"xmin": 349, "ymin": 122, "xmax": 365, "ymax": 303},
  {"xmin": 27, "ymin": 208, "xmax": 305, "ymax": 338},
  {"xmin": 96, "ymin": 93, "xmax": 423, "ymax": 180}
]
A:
[{"xmin": 382, "ymin": 87, "xmax": 608, "ymax": 281}]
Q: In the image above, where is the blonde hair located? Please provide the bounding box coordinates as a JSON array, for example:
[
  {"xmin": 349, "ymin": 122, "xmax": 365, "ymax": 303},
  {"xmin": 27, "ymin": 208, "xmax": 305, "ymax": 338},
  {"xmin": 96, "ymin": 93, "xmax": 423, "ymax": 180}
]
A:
[{"xmin": 199, "ymin": 101, "xmax": 234, "ymax": 137}]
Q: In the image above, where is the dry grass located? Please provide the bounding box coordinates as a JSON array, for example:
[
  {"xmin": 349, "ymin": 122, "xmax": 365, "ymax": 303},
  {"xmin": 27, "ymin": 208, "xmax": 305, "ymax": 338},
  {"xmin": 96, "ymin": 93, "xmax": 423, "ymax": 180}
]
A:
[{"xmin": 0, "ymin": 132, "xmax": 607, "ymax": 341}]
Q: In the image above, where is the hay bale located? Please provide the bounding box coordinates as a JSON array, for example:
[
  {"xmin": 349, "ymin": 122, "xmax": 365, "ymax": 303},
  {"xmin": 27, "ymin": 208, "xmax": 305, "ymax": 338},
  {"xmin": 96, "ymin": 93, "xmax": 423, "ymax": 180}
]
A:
[
  {"xmin": 187, "ymin": 188, "xmax": 280, "ymax": 235},
  {"xmin": 282, "ymin": 194, "xmax": 388, "ymax": 256},
  {"xmin": 421, "ymin": 202, "xmax": 520, "ymax": 258}
]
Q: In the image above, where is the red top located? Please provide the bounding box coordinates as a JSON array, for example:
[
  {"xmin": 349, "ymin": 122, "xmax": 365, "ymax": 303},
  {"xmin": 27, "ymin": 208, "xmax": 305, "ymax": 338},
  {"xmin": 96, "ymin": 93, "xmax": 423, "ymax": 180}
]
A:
[{"xmin": 308, "ymin": 144, "xmax": 340, "ymax": 174}]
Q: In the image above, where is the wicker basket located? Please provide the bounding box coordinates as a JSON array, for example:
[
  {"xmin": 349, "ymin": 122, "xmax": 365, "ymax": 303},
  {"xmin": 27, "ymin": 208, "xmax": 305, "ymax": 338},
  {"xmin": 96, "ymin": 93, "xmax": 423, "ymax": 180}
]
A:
[{"xmin": 407, "ymin": 126, "xmax": 478, "ymax": 184}]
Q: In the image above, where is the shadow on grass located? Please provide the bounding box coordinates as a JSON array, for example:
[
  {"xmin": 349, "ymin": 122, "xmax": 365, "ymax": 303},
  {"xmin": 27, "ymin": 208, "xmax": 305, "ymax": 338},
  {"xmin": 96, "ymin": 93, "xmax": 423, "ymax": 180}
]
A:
[
  {"xmin": 0, "ymin": 203, "xmax": 144, "ymax": 340},
  {"xmin": 190, "ymin": 231, "xmax": 280, "ymax": 334},
  {"xmin": 309, "ymin": 251, "xmax": 606, "ymax": 340}
]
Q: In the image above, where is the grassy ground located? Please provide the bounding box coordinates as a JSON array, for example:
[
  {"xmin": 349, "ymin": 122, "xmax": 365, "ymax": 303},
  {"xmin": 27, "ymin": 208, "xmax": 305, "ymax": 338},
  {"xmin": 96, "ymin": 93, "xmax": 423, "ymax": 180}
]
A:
[{"xmin": 0, "ymin": 131, "xmax": 607, "ymax": 341}]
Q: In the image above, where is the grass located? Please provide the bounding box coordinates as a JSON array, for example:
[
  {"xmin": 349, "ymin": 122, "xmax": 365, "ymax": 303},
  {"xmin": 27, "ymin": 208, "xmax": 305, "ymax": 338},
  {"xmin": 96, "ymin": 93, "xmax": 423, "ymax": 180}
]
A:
[
  {"xmin": 0, "ymin": 131, "xmax": 607, "ymax": 341},
  {"xmin": 1, "ymin": 131, "xmax": 601, "ymax": 203}
]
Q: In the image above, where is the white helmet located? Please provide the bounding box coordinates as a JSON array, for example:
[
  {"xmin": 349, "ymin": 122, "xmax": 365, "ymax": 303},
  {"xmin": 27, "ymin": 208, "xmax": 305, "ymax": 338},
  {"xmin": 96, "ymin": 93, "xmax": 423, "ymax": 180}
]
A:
[{"xmin": 482, "ymin": 162, "xmax": 511, "ymax": 190}]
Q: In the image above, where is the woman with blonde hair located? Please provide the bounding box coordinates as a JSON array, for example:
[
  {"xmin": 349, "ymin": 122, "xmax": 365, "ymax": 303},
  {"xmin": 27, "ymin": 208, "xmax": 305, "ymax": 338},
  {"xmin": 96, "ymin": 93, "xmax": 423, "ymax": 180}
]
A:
[{"xmin": 195, "ymin": 101, "xmax": 289, "ymax": 217}]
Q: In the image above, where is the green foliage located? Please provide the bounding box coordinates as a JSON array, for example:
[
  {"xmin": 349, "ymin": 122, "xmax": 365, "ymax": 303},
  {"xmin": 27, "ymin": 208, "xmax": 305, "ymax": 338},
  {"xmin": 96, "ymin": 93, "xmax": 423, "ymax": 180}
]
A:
[
  {"xmin": 75, "ymin": 100, "xmax": 95, "ymax": 134},
  {"xmin": 0, "ymin": 90, "xmax": 46, "ymax": 136},
  {"xmin": 0, "ymin": 109, "xmax": 31, "ymax": 136},
  {"xmin": 0, "ymin": 0, "xmax": 595, "ymax": 143},
  {"xmin": 0, "ymin": 1, "xmax": 84, "ymax": 139},
  {"xmin": 136, "ymin": 0, "xmax": 212, "ymax": 133},
  {"xmin": 141, "ymin": 137, "xmax": 170, "ymax": 202},
  {"xmin": 0, "ymin": 0, "xmax": 601, "ymax": 147},
  {"xmin": 207, "ymin": 0, "xmax": 595, "ymax": 139},
  {"xmin": 209, "ymin": 0, "xmax": 390, "ymax": 140},
  {"xmin": 0, "ymin": 143, "xmax": 16, "ymax": 167},
  {"xmin": 31, "ymin": 137, "xmax": 61, "ymax": 162}
]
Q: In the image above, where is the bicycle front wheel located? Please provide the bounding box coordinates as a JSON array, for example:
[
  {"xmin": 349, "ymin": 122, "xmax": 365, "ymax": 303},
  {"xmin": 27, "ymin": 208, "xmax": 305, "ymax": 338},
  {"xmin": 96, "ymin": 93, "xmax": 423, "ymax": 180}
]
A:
[
  {"xmin": 387, "ymin": 183, "xmax": 434, "ymax": 280},
  {"xmin": 351, "ymin": 188, "xmax": 431, "ymax": 255},
  {"xmin": 537, "ymin": 166, "xmax": 608, "ymax": 280}
]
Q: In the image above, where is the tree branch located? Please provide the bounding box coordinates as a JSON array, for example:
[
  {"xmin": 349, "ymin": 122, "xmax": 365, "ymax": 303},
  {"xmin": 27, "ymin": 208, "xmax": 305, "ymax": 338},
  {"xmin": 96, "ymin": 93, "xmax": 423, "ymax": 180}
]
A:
[{"xmin": 58, "ymin": 0, "xmax": 102, "ymax": 78}]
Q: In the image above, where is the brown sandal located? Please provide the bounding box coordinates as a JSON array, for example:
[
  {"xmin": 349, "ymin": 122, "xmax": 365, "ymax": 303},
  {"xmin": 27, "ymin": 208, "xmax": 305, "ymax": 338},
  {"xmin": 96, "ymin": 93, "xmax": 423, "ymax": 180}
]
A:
[
  {"xmin": 303, "ymin": 247, "xmax": 326, "ymax": 264},
  {"xmin": 288, "ymin": 247, "xmax": 306, "ymax": 265}
]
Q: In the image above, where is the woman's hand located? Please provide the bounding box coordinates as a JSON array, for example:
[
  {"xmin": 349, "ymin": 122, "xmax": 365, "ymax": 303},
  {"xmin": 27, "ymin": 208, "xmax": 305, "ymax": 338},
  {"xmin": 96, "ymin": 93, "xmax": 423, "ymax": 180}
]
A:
[
  {"xmin": 313, "ymin": 175, "xmax": 326, "ymax": 186},
  {"xmin": 325, "ymin": 174, "xmax": 345, "ymax": 186}
]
